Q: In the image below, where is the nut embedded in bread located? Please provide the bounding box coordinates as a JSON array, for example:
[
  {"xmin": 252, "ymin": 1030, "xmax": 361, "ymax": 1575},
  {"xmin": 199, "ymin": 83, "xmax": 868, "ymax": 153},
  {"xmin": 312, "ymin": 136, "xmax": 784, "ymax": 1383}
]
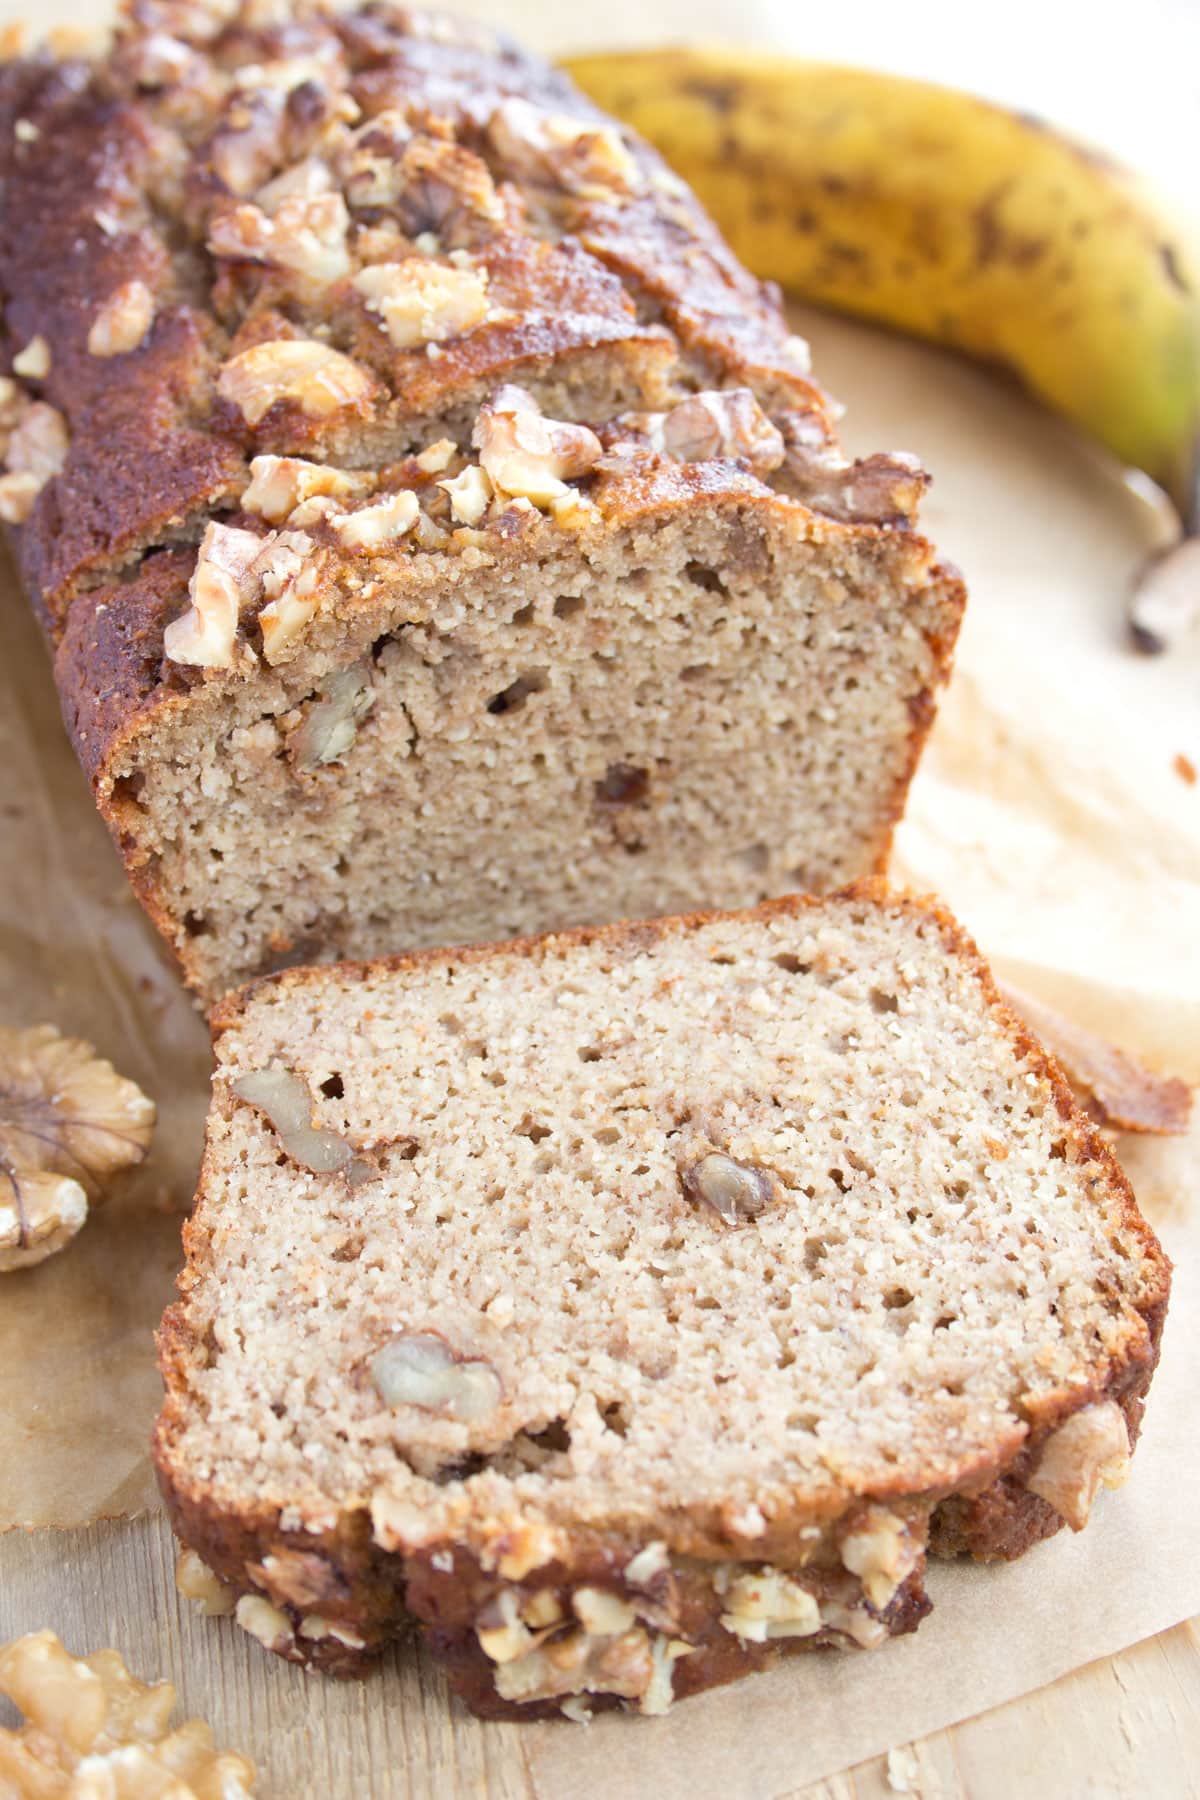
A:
[
  {"xmin": 153, "ymin": 887, "xmax": 1169, "ymax": 1721},
  {"xmin": 1, "ymin": 2, "xmax": 962, "ymax": 1002}
]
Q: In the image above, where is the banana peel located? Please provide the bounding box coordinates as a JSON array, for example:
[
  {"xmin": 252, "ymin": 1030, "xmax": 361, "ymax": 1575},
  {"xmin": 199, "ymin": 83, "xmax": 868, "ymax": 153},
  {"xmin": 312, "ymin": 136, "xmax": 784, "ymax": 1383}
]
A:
[{"xmin": 565, "ymin": 49, "xmax": 1200, "ymax": 642}]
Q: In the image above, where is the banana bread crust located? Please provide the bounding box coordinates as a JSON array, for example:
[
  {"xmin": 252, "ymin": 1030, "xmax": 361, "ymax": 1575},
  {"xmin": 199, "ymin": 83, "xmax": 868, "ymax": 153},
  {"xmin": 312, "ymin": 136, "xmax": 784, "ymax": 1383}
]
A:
[
  {"xmin": 0, "ymin": 5, "xmax": 827, "ymax": 630},
  {"xmin": 154, "ymin": 886, "xmax": 1170, "ymax": 1716}
]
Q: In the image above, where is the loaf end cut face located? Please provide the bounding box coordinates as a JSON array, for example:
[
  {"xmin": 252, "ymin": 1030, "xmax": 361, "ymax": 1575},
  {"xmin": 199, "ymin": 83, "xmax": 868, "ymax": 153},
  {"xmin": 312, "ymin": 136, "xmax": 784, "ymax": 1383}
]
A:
[
  {"xmin": 0, "ymin": 3, "xmax": 962, "ymax": 1001},
  {"xmin": 154, "ymin": 888, "xmax": 1169, "ymax": 1719}
]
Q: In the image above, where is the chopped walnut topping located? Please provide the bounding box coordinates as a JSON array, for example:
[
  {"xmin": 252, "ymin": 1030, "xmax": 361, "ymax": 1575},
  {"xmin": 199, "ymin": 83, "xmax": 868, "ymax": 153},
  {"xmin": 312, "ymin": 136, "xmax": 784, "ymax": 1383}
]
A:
[
  {"xmin": 839, "ymin": 1508, "xmax": 920, "ymax": 1609},
  {"xmin": 0, "ymin": 471, "xmax": 43, "ymax": 523},
  {"xmin": 217, "ymin": 338, "xmax": 374, "ymax": 428},
  {"xmin": 353, "ymin": 259, "xmax": 489, "ymax": 350},
  {"xmin": 297, "ymin": 1615, "xmax": 365, "ymax": 1648},
  {"xmin": 255, "ymin": 154, "xmax": 335, "ymax": 212},
  {"xmin": 163, "ymin": 520, "xmax": 265, "ymax": 668},
  {"xmin": 209, "ymin": 191, "xmax": 351, "ymax": 285},
  {"xmin": 87, "ymin": 280, "xmax": 156, "ymax": 357},
  {"xmin": 12, "ymin": 335, "xmax": 50, "ymax": 379},
  {"xmin": 250, "ymin": 1549, "xmax": 346, "ymax": 1611},
  {"xmin": 641, "ymin": 1635, "xmax": 696, "ymax": 1716},
  {"xmin": 415, "ymin": 436, "xmax": 457, "ymax": 474},
  {"xmin": 681, "ymin": 1152, "xmax": 775, "ymax": 1225},
  {"xmin": 476, "ymin": 1589, "xmax": 554, "ymax": 1665},
  {"xmin": 233, "ymin": 1065, "xmax": 352, "ymax": 1174},
  {"xmin": 339, "ymin": 110, "xmax": 412, "ymax": 208},
  {"xmin": 5, "ymin": 400, "xmax": 69, "ymax": 491},
  {"xmin": 439, "ymin": 462, "xmax": 493, "ymax": 525},
  {"xmin": 573, "ymin": 1588, "xmax": 637, "ymax": 1636},
  {"xmin": 716, "ymin": 1567, "xmax": 821, "ymax": 1642},
  {"xmin": 780, "ymin": 412, "xmax": 928, "ymax": 525},
  {"xmin": 1027, "ymin": 1401, "xmax": 1132, "ymax": 1530},
  {"xmin": 331, "ymin": 489, "xmax": 419, "ymax": 550},
  {"xmin": 624, "ymin": 1542, "xmax": 671, "ymax": 1585},
  {"xmin": 474, "ymin": 386, "xmax": 601, "ymax": 506},
  {"xmin": 256, "ymin": 530, "xmax": 321, "ymax": 661},
  {"xmin": 242, "ymin": 453, "xmax": 357, "ymax": 523},
  {"xmin": 820, "ymin": 1600, "xmax": 889, "ymax": 1648},
  {"xmin": 0, "ymin": 1024, "xmax": 154, "ymax": 1273},
  {"xmin": 235, "ymin": 1595, "xmax": 294, "ymax": 1654},
  {"xmin": 488, "ymin": 98, "xmax": 643, "ymax": 200},
  {"xmin": 369, "ymin": 1332, "xmax": 502, "ymax": 1421},
  {"xmin": 175, "ymin": 1549, "xmax": 236, "ymax": 1617},
  {"xmin": 0, "ymin": 1629, "xmax": 256, "ymax": 1797},
  {"xmin": 619, "ymin": 388, "xmax": 785, "ymax": 475},
  {"xmin": 493, "ymin": 1625, "xmax": 653, "ymax": 1706}
]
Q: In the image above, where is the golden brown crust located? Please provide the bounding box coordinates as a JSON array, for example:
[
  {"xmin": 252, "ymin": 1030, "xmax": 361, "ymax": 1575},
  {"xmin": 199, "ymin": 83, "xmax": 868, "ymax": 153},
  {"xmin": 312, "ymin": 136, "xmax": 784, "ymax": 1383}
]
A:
[{"xmin": 157, "ymin": 886, "xmax": 1171, "ymax": 1715}]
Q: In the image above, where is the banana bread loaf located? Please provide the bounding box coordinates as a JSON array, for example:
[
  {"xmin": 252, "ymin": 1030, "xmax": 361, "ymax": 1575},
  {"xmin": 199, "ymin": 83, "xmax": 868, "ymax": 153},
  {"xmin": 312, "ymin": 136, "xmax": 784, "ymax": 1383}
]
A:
[
  {"xmin": 155, "ymin": 887, "xmax": 1169, "ymax": 1720},
  {"xmin": 0, "ymin": 3, "xmax": 963, "ymax": 1003}
]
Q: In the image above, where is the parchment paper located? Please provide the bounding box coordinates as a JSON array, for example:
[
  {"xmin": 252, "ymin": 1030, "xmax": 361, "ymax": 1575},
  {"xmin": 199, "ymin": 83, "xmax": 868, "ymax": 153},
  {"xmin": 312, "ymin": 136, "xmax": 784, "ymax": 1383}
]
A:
[{"xmin": 1, "ymin": 242, "xmax": 1198, "ymax": 1800}]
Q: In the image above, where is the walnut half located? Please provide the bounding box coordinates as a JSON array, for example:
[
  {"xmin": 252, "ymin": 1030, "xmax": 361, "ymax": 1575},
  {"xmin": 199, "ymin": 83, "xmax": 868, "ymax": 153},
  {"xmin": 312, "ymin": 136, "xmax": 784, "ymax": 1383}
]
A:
[
  {"xmin": 0, "ymin": 1629, "xmax": 256, "ymax": 1796},
  {"xmin": 0, "ymin": 1025, "xmax": 155, "ymax": 1273},
  {"xmin": 1026, "ymin": 1401, "xmax": 1132, "ymax": 1530}
]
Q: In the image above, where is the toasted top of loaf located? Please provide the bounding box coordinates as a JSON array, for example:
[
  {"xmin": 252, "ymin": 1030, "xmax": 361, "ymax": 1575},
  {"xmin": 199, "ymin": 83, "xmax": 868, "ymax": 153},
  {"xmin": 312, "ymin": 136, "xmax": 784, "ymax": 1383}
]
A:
[
  {"xmin": 156, "ymin": 888, "xmax": 1168, "ymax": 1569},
  {"xmin": 0, "ymin": 1, "xmax": 926, "ymax": 630}
]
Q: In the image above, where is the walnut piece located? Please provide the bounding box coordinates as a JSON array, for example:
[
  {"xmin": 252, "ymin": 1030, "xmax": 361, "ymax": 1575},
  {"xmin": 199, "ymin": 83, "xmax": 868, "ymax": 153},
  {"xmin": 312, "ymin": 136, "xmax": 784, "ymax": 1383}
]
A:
[
  {"xmin": 415, "ymin": 436, "xmax": 456, "ymax": 474},
  {"xmin": 256, "ymin": 528, "xmax": 321, "ymax": 662},
  {"xmin": 208, "ymin": 191, "xmax": 351, "ymax": 285},
  {"xmin": 175, "ymin": 1549, "xmax": 236, "ymax": 1617},
  {"xmin": 439, "ymin": 462, "xmax": 492, "ymax": 525},
  {"xmin": 12, "ymin": 335, "xmax": 50, "ymax": 379},
  {"xmin": 0, "ymin": 1024, "xmax": 154, "ymax": 1273},
  {"xmin": 473, "ymin": 386, "xmax": 601, "ymax": 506},
  {"xmin": 331, "ymin": 489, "xmax": 419, "ymax": 550},
  {"xmin": 217, "ymin": 338, "xmax": 373, "ymax": 428},
  {"xmin": 232, "ymin": 1065, "xmax": 353, "ymax": 1174},
  {"xmin": 780, "ymin": 411, "xmax": 928, "ymax": 525},
  {"xmin": 0, "ymin": 471, "xmax": 43, "ymax": 523},
  {"xmin": 1026, "ymin": 1401, "xmax": 1132, "ymax": 1530},
  {"xmin": 353, "ymin": 260, "xmax": 489, "ymax": 350},
  {"xmin": 488, "ymin": 98, "xmax": 642, "ymax": 200},
  {"xmin": 839, "ymin": 1507, "xmax": 920, "ymax": 1609},
  {"xmin": 369, "ymin": 1332, "xmax": 502, "ymax": 1420},
  {"xmin": 241, "ymin": 453, "xmax": 358, "ymax": 523},
  {"xmin": 290, "ymin": 661, "xmax": 375, "ymax": 769},
  {"xmin": 716, "ymin": 1567, "xmax": 821, "ymax": 1642},
  {"xmin": 235, "ymin": 1596, "xmax": 294, "ymax": 1654},
  {"xmin": 621, "ymin": 389, "xmax": 785, "ymax": 475},
  {"xmin": 163, "ymin": 520, "xmax": 266, "ymax": 668},
  {"xmin": 87, "ymin": 280, "xmax": 156, "ymax": 357},
  {"xmin": 0, "ymin": 1629, "xmax": 256, "ymax": 1796},
  {"xmin": 681, "ymin": 1152, "xmax": 775, "ymax": 1225},
  {"xmin": 624, "ymin": 1542, "xmax": 670, "ymax": 1585},
  {"xmin": 4, "ymin": 400, "xmax": 70, "ymax": 511}
]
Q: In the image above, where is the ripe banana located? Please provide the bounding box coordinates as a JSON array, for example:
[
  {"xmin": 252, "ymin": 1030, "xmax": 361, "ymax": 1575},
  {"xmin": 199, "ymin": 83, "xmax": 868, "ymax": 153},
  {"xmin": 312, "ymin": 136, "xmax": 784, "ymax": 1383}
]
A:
[{"xmin": 565, "ymin": 49, "xmax": 1200, "ymax": 544}]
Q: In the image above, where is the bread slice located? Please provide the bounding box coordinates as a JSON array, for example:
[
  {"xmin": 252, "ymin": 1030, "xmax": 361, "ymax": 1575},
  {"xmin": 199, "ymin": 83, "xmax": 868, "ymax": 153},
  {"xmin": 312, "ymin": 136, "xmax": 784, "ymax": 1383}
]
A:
[
  {"xmin": 154, "ymin": 887, "xmax": 1168, "ymax": 1720},
  {"xmin": 1, "ymin": 4, "xmax": 961, "ymax": 1002}
]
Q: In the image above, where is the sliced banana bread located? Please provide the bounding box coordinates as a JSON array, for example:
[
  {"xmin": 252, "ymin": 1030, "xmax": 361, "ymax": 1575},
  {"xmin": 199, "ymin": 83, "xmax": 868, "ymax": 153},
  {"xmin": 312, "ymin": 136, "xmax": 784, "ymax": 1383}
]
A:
[
  {"xmin": 154, "ymin": 887, "xmax": 1169, "ymax": 1720},
  {"xmin": 1, "ymin": 2, "xmax": 961, "ymax": 1002}
]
